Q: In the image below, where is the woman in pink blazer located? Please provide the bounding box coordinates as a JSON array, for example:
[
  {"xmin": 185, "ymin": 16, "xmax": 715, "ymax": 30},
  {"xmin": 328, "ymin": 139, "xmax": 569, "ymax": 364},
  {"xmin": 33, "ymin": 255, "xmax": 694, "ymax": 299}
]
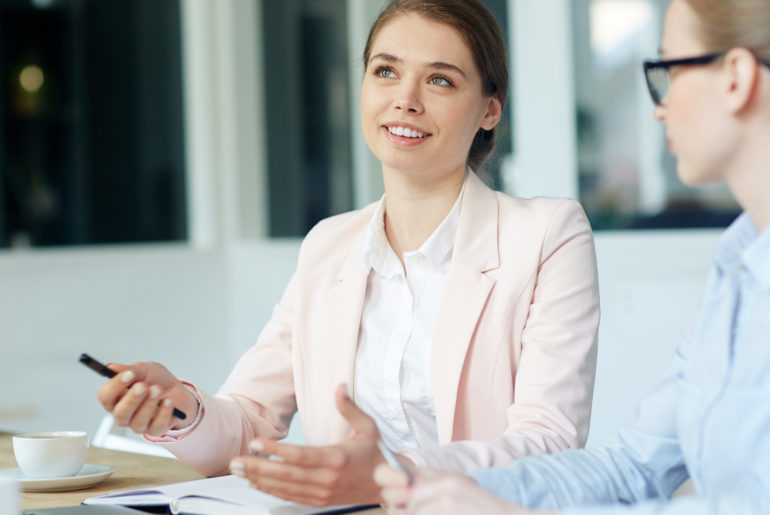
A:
[{"xmin": 95, "ymin": 0, "xmax": 599, "ymax": 507}]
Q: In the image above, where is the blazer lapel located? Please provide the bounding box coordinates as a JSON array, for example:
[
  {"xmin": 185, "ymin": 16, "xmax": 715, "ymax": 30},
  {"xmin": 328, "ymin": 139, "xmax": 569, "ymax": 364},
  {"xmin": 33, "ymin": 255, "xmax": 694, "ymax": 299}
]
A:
[
  {"xmin": 431, "ymin": 172, "xmax": 500, "ymax": 443},
  {"xmin": 325, "ymin": 234, "xmax": 369, "ymax": 439}
]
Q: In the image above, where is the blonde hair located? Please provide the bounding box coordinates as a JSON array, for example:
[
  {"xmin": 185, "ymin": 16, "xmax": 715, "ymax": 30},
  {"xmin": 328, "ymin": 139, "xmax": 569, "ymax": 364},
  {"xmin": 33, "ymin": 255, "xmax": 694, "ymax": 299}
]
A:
[{"xmin": 683, "ymin": 0, "xmax": 770, "ymax": 62}]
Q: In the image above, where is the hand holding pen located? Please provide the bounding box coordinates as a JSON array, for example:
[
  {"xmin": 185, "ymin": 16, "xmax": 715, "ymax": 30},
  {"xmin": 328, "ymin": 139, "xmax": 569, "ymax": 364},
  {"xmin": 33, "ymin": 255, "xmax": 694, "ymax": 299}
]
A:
[{"xmin": 82, "ymin": 354, "xmax": 199, "ymax": 437}]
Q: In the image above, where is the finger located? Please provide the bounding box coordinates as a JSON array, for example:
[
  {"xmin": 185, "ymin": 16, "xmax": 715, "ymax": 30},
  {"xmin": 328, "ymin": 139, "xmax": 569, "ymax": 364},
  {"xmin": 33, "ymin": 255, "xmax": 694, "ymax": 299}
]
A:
[
  {"xmin": 240, "ymin": 455, "xmax": 317, "ymax": 484},
  {"xmin": 231, "ymin": 458, "xmax": 334, "ymax": 506},
  {"xmin": 252, "ymin": 439, "xmax": 346, "ymax": 469},
  {"xmin": 145, "ymin": 398, "xmax": 176, "ymax": 436},
  {"xmin": 96, "ymin": 369, "xmax": 137, "ymax": 412},
  {"xmin": 414, "ymin": 466, "xmax": 443, "ymax": 482},
  {"xmin": 408, "ymin": 474, "xmax": 475, "ymax": 512},
  {"xmin": 335, "ymin": 384, "xmax": 378, "ymax": 436},
  {"xmin": 131, "ymin": 361, "xmax": 170, "ymax": 386},
  {"xmin": 242, "ymin": 453, "xmax": 347, "ymax": 493},
  {"xmin": 129, "ymin": 385, "xmax": 164, "ymax": 434},
  {"xmin": 112, "ymin": 382, "xmax": 148, "ymax": 427},
  {"xmin": 380, "ymin": 485, "xmax": 410, "ymax": 510},
  {"xmin": 374, "ymin": 463, "xmax": 409, "ymax": 488},
  {"xmin": 104, "ymin": 362, "xmax": 131, "ymax": 375}
]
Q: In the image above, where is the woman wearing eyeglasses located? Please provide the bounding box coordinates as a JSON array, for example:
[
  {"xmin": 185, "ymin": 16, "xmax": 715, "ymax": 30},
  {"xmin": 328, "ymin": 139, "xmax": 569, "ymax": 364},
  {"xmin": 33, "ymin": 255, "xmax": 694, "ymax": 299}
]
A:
[{"xmin": 375, "ymin": 0, "xmax": 770, "ymax": 513}]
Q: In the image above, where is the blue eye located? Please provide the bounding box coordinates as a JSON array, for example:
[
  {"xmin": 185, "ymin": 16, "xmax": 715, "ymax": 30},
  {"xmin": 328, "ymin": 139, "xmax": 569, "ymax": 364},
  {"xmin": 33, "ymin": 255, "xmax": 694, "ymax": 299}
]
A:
[
  {"xmin": 374, "ymin": 66, "xmax": 396, "ymax": 79},
  {"xmin": 430, "ymin": 75, "xmax": 452, "ymax": 87}
]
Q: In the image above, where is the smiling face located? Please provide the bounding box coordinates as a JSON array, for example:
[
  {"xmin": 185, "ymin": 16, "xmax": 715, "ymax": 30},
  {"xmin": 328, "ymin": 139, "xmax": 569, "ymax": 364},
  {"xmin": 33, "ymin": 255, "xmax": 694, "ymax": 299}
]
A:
[
  {"xmin": 654, "ymin": 0, "xmax": 737, "ymax": 185},
  {"xmin": 360, "ymin": 13, "xmax": 501, "ymax": 182}
]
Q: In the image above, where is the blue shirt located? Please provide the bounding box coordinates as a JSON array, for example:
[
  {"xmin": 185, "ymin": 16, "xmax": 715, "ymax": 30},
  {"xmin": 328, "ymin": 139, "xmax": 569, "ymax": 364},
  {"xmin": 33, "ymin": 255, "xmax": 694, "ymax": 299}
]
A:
[{"xmin": 470, "ymin": 213, "xmax": 770, "ymax": 514}]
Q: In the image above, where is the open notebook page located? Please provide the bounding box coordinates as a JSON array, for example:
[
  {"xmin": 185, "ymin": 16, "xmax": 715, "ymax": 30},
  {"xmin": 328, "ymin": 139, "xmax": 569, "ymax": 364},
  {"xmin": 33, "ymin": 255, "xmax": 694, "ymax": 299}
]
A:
[{"xmin": 84, "ymin": 474, "xmax": 365, "ymax": 515}]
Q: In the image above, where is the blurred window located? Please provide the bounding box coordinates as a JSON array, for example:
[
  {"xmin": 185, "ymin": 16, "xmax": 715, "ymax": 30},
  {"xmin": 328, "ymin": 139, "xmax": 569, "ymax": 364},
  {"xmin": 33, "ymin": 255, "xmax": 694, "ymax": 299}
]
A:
[
  {"xmin": 261, "ymin": 0, "xmax": 353, "ymax": 237},
  {"xmin": 0, "ymin": 0, "xmax": 186, "ymax": 248},
  {"xmin": 573, "ymin": 0, "xmax": 740, "ymax": 230}
]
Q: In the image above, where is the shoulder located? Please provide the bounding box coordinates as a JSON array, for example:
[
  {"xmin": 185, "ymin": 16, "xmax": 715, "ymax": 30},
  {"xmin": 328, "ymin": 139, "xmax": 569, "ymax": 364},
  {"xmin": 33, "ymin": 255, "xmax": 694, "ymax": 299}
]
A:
[
  {"xmin": 495, "ymin": 194, "xmax": 591, "ymax": 239},
  {"xmin": 296, "ymin": 202, "xmax": 377, "ymax": 265}
]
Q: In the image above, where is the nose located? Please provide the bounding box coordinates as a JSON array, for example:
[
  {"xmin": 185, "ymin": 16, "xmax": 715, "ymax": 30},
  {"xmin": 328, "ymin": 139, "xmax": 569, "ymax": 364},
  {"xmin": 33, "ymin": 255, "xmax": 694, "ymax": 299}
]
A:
[
  {"xmin": 652, "ymin": 104, "xmax": 666, "ymax": 123},
  {"xmin": 394, "ymin": 80, "xmax": 423, "ymax": 114}
]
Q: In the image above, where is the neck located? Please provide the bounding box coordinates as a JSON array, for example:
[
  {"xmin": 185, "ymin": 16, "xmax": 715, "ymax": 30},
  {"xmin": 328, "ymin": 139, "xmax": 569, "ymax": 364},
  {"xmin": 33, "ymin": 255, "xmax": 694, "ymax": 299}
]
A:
[
  {"xmin": 724, "ymin": 131, "xmax": 770, "ymax": 233},
  {"xmin": 381, "ymin": 166, "xmax": 466, "ymax": 256}
]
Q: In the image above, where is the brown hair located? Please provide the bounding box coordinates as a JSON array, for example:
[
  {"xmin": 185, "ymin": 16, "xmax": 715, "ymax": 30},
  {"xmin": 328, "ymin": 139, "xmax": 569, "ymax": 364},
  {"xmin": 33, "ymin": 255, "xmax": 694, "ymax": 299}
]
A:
[
  {"xmin": 683, "ymin": 0, "xmax": 770, "ymax": 62},
  {"xmin": 363, "ymin": 0, "xmax": 509, "ymax": 171}
]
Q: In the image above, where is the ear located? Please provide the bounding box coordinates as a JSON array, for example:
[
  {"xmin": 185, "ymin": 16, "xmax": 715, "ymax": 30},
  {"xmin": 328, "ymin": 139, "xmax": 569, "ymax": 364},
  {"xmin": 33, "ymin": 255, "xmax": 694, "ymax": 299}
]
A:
[
  {"xmin": 721, "ymin": 47, "xmax": 760, "ymax": 114},
  {"xmin": 479, "ymin": 93, "xmax": 502, "ymax": 131}
]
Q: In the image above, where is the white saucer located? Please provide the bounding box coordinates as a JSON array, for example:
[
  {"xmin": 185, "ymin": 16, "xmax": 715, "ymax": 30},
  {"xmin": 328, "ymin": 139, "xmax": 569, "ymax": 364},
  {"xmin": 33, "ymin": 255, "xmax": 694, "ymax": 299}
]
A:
[{"xmin": 0, "ymin": 464, "xmax": 114, "ymax": 492}]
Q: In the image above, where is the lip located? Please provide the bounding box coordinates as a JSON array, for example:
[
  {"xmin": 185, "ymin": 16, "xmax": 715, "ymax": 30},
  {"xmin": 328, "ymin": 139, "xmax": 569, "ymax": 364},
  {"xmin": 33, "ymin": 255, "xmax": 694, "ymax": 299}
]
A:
[{"xmin": 382, "ymin": 122, "xmax": 432, "ymax": 147}]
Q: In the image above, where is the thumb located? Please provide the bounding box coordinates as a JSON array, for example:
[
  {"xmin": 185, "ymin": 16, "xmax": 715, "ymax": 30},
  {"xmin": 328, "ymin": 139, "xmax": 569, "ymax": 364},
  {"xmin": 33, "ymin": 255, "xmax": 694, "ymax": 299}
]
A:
[
  {"xmin": 335, "ymin": 383, "xmax": 377, "ymax": 435},
  {"xmin": 414, "ymin": 466, "xmax": 442, "ymax": 485},
  {"xmin": 105, "ymin": 362, "xmax": 132, "ymax": 375}
]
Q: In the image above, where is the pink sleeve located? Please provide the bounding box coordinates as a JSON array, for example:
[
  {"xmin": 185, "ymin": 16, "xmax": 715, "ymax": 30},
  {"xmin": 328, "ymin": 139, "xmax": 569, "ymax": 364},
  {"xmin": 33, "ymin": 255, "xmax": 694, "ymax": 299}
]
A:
[{"xmin": 145, "ymin": 274, "xmax": 300, "ymax": 477}]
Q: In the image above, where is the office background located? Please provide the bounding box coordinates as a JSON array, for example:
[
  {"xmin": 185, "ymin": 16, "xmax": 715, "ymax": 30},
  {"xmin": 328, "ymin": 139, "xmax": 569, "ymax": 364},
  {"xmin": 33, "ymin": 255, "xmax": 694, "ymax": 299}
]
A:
[{"xmin": 1, "ymin": 0, "xmax": 731, "ymax": 448}]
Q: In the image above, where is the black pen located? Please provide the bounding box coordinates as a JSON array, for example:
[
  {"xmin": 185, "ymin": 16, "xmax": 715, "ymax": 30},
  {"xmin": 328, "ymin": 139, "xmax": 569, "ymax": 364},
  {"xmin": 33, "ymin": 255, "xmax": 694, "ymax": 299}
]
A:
[{"xmin": 79, "ymin": 353, "xmax": 187, "ymax": 420}]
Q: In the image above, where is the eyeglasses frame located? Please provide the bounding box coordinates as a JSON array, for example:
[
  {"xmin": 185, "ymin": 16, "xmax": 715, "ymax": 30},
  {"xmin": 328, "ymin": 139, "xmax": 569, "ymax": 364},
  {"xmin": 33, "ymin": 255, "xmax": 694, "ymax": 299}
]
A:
[
  {"xmin": 642, "ymin": 53, "xmax": 723, "ymax": 106},
  {"xmin": 643, "ymin": 51, "xmax": 770, "ymax": 106}
]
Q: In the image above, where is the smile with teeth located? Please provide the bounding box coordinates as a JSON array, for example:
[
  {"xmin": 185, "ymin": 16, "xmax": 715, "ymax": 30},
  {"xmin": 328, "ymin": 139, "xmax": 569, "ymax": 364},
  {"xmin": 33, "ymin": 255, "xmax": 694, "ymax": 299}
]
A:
[{"xmin": 387, "ymin": 125, "xmax": 428, "ymax": 139}]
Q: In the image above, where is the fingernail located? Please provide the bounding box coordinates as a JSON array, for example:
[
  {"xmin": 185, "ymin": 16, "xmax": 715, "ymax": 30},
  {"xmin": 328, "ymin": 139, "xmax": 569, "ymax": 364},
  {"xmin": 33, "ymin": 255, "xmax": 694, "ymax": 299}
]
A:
[
  {"xmin": 230, "ymin": 460, "xmax": 245, "ymax": 477},
  {"xmin": 133, "ymin": 384, "xmax": 147, "ymax": 396},
  {"xmin": 342, "ymin": 384, "xmax": 350, "ymax": 399},
  {"xmin": 163, "ymin": 399, "xmax": 173, "ymax": 408},
  {"xmin": 121, "ymin": 371, "xmax": 135, "ymax": 383},
  {"xmin": 248, "ymin": 440, "xmax": 264, "ymax": 454},
  {"xmin": 149, "ymin": 386, "xmax": 161, "ymax": 399}
]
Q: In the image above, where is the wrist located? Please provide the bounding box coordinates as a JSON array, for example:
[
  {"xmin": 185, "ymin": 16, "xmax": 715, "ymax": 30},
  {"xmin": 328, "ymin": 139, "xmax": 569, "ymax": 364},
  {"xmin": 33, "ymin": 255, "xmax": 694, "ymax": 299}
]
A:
[{"xmin": 171, "ymin": 384, "xmax": 201, "ymax": 430}]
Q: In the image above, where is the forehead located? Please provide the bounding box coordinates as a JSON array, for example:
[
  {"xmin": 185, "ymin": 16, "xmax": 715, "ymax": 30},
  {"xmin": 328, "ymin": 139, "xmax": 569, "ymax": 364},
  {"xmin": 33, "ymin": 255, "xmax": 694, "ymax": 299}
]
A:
[
  {"xmin": 661, "ymin": 0, "xmax": 707, "ymax": 56},
  {"xmin": 369, "ymin": 13, "xmax": 475, "ymax": 66}
]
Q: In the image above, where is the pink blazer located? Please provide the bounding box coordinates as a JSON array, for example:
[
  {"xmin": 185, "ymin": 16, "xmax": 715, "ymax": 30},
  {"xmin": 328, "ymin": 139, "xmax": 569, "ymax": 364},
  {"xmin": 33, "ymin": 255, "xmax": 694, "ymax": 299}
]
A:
[{"xmin": 152, "ymin": 172, "xmax": 600, "ymax": 475}]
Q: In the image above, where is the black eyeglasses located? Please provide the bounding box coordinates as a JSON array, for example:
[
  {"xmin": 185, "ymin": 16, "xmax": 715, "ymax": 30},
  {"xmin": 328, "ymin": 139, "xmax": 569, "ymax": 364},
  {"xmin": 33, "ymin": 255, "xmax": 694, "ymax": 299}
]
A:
[
  {"xmin": 642, "ymin": 53, "xmax": 723, "ymax": 106},
  {"xmin": 643, "ymin": 51, "xmax": 770, "ymax": 106}
]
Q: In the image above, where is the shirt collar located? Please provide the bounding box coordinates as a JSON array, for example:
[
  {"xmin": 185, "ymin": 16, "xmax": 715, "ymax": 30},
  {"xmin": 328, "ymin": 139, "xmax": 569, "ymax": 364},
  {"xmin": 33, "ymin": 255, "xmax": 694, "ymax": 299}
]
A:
[
  {"xmin": 363, "ymin": 175, "xmax": 466, "ymax": 276},
  {"xmin": 363, "ymin": 198, "xmax": 402, "ymax": 278},
  {"xmin": 715, "ymin": 212, "xmax": 770, "ymax": 290}
]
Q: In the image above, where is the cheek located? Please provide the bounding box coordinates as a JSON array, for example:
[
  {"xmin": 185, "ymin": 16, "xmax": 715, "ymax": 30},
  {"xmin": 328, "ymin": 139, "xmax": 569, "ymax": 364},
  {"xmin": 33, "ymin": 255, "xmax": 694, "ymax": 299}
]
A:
[
  {"xmin": 441, "ymin": 99, "xmax": 485, "ymax": 144},
  {"xmin": 668, "ymin": 93, "xmax": 729, "ymax": 184},
  {"xmin": 666, "ymin": 81, "xmax": 704, "ymax": 146},
  {"xmin": 359, "ymin": 87, "xmax": 381, "ymax": 140}
]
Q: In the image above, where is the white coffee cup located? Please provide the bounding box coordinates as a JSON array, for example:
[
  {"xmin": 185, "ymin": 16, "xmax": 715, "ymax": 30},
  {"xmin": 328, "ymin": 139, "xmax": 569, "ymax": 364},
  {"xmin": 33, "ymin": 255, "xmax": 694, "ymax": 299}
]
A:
[{"xmin": 12, "ymin": 431, "xmax": 89, "ymax": 479}]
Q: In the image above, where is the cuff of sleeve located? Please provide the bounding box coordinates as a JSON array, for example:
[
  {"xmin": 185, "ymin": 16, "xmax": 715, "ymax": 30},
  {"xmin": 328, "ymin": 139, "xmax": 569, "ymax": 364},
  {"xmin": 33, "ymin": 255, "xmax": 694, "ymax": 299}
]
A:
[{"xmin": 144, "ymin": 381, "xmax": 204, "ymax": 443}]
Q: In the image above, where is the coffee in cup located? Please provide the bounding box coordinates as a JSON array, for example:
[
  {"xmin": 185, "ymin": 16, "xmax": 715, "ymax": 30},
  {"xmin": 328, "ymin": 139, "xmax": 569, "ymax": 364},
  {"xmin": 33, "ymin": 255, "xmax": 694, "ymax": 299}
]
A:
[{"xmin": 12, "ymin": 431, "xmax": 88, "ymax": 478}]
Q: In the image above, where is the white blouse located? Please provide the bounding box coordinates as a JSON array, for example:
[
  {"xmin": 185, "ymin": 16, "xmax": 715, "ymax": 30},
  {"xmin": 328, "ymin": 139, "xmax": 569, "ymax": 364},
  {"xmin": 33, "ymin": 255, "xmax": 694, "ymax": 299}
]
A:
[{"xmin": 354, "ymin": 182, "xmax": 464, "ymax": 452}]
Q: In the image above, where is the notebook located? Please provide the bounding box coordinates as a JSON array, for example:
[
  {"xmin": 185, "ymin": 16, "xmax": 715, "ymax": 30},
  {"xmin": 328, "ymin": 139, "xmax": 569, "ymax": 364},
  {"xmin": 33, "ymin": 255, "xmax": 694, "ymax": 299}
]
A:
[
  {"xmin": 23, "ymin": 507, "xmax": 141, "ymax": 514},
  {"xmin": 83, "ymin": 474, "xmax": 374, "ymax": 515}
]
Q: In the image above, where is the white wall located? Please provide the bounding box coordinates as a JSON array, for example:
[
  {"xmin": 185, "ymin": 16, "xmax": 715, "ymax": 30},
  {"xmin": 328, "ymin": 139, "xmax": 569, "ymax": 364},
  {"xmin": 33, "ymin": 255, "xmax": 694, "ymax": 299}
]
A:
[
  {"xmin": 587, "ymin": 229, "xmax": 720, "ymax": 445},
  {"xmin": 0, "ymin": 242, "xmax": 299, "ymax": 437}
]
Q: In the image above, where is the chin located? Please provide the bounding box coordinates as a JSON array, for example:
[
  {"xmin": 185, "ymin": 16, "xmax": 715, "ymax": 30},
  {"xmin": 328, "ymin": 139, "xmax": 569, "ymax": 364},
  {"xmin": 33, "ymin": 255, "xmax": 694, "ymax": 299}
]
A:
[
  {"xmin": 378, "ymin": 153, "xmax": 432, "ymax": 175},
  {"xmin": 676, "ymin": 161, "xmax": 721, "ymax": 187}
]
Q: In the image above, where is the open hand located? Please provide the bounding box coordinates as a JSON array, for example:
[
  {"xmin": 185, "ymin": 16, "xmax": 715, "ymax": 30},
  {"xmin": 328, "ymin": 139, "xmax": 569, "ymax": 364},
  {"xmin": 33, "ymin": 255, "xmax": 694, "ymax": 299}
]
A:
[
  {"xmin": 96, "ymin": 361, "xmax": 197, "ymax": 436},
  {"xmin": 229, "ymin": 384, "xmax": 385, "ymax": 506}
]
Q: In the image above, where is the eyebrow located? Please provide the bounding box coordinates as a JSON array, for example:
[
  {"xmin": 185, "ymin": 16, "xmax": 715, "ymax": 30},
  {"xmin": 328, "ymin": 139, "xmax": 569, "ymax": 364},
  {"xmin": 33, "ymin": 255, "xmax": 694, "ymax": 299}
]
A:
[{"xmin": 368, "ymin": 53, "xmax": 467, "ymax": 78}]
